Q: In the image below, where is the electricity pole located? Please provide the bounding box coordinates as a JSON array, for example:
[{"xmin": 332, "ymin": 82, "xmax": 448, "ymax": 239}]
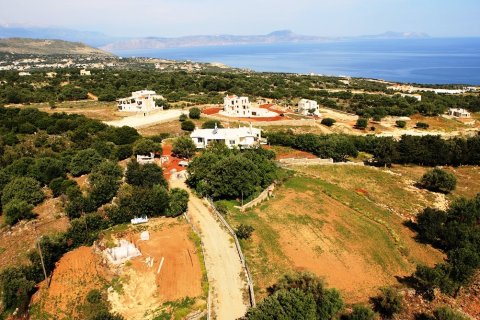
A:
[{"xmin": 36, "ymin": 237, "xmax": 48, "ymax": 282}]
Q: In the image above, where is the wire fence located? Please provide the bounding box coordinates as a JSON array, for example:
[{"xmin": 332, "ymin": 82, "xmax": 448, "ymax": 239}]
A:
[{"xmin": 205, "ymin": 197, "xmax": 256, "ymax": 307}]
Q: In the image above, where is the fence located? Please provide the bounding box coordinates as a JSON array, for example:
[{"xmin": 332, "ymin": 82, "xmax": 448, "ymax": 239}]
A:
[
  {"xmin": 183, "ymin": 212, "xmax": 212, "ymax": 320},
  {"xmin": 205, "ymin": 197, "xmax": 256, "ymax": 307},
  {"xmin": 235, "ymin": 183, "xmax": 275, "ymax": 212}
]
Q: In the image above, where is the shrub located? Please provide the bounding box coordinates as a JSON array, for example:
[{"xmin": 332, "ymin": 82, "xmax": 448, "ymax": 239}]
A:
[
  {"xmin": 69, "ymin": 148, "xmax": 103, "ymax": 177},
  {"xmin": 416, "ymin": 122, "xmax": 430, "ymax": 129},
  {"xmin": 166, "ymin": 188, "xmax": 189, "ymax": 217},
  {"xmin": 3, "ymin": 199, "xmax": 36, "ymax": 225},
  {"xmin": 433, "ymin": 306, "xmax": 469, "ymax": 320},
  {"xmin": 1, "ymin": 177, "xmax": 45, "ymax": 207},
  {"xmin": 236, "ymin": 224, "xmax": 254, "ymax": 239},
  {"xmin": 342, "ymin": 305, "xmax": 376, "ymax": 320},
  {"xmin": 30, "ymin": 157, "xmax": 66, "ymax": 185},
  {"xmin": 420, "ymin": 168, "xmax": 457, "ymax": 193},
  {"xmin": 321, "ymin": 118, "xmax": 336, "ymax": 127},
  {"xmin": 214, "ymin": 201, "xmax": 229, "ymax": 215},
  {"xmin": 172, "ymin": 136, "xmax": 197, "ymax": 158},
  {"xmin": 125, "ymin": 161, "xmax": 167, "ymax": 188},
  {"xmin": 133, "ymin": 138, "xmax": 162, "ymax": 156},
  {"xmin": 189, "ymin": 107, "xmax": 201, "ymax": 119},
  {"xmin": 355, "ymin": 118, "xmax": 368, "ymax": 129},
  {"xmin": 201, "ymin": 120, "xmax": 224, "ymax": 129},
  {"xmin": 396, "ymin": 120, "xmax": 407, "ymax": 128},
  {"xmin": 371, "ymin": 287, "xmax": 403, "ymax": 319},
  {"xmin": 181, "ymin": 120, "xmax": 195, "ymax": 131},
  {"xmin": 0, "ymin": 266, "xmax": 36, "ymax": 313},
  {"xmin": 179, "ymin": 114, "xmax": 187, "ymax": 122},
  {"xmin": 86, "ymin": 289, "xmax": 102, "ymax": 304}
]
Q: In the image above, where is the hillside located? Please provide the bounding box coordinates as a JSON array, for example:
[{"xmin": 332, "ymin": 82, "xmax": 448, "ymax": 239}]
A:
[{"xmin": 0, "ymin": 38, "xmax": 113, "ymax": 56}]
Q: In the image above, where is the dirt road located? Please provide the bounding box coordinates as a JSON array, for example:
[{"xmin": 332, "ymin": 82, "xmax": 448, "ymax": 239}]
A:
[
  {"xmin": 105, "ymin": 109, "xmax": 186, "ymax": 128},
  {"xmin": 170, "ymin": 177, "xmax": 248, "ymax": 320}
]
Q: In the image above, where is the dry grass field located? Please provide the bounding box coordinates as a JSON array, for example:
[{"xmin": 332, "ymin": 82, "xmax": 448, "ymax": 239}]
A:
[{"xmin": 227, "ymin": 167, "xmax": 446, "ymax": 303}]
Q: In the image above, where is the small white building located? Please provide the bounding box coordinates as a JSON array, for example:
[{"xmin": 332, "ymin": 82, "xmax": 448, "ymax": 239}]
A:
[
  {"xmin": 46, "ymin": 72, "xmax": 57, "ymax": 78},
  {"xmin": 136, "ymin": 153, "xmax": 155, "ymax": 164},
  {"xmin": 298, "ymin": 99, "xmax": 320, "ymax": 116},
  {"xmin": 190, "ymin": 124, "xmax": 263, "ymax": 149},
  {"xmin": 80, "ymin": 69, "xmax": 91, "ymax": 76},
  {"xmin": 18, "ymin": 72, "xmax": 31, "ymax": 76},
  {"xmin": 223, "ymin": 95, "xmax": 252, "ymax": 116},
  {"xmin": 448, "ymin": 108, "xmax": 471, "ymax": 118},
  {"xmin": 117, "ymin": 90, "xmax": 164, "ymax": 112},
  {"xmin": 221, "ymin": 95, "xmax": 278, "ymax": 118}
]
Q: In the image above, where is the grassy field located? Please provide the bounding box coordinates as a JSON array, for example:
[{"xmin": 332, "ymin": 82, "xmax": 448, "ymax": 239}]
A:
[{"xmin": 227, "ymin": 168, "xmax": 444, "ymax": 303}]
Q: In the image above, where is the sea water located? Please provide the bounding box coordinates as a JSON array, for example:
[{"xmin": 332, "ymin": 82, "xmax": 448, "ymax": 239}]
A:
[{"xmin": 113, "ymin": 38, "xmax": 480, "ymax": 85}]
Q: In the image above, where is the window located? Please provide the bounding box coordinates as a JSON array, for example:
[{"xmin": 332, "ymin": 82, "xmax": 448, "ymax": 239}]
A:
[
  {"xmin": 198, "ymin": 138, "xmax": 204, "ymax": 143},
  {"xmin": 230, "ymin": 140, "xmax": 235, "ymax": 145}
]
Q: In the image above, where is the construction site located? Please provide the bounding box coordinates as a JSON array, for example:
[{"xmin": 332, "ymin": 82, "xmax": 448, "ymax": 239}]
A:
[{"xmin": 32, "ymin": 218, "xmax": 206, "ymax": 320}]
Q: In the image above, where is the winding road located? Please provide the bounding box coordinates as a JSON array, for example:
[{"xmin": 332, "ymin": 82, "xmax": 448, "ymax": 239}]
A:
[{"xmin": 170, "ymin": 177, "xmax": 248, "ymax": 320}]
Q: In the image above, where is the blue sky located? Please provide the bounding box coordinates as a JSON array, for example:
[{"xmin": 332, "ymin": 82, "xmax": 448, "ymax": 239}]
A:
[{"xmin": 0, "ymin": 0, "xmax": 479, "ymax": 37}]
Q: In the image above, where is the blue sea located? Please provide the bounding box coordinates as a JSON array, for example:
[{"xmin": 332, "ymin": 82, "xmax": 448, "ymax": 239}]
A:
[{"xmin": 114, "ymin": 38, "xmax": 480, "ymax": 85}]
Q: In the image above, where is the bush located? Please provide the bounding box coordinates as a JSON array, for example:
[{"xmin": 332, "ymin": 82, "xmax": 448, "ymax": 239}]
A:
[
  {"xmin": 179, "ymin": 114, "xmax": 187, "ymax": 122},
  {"xmin": 201, "ymin": 120, "xmax": 224, "ymax": 129},
  {"xmin": 396, "ymin": 120, "xmax": 407, "ymax": 128},
  {"xmin": 125, "ymin": 161, "xmax": 167, "ymax": 188},
  {"xmin": 181, "ymin": 120, "xmax": 195, "ymax": 131},
  {"xmin": 371, "ymin": 287, "xmax": 403, "ymax": 319},
  {"xmin": 172, "ymin": 136, "xmax": 197, "ymax": 158},
  {"xmin": 420, "ymin": 168, "xmax": 457, "ymax": 193},
  {"xmin": 236, "ymin": 224, "xmax": 254, "ymax": 239},
  {"xmin": 1, "ymin": 177, "xmax": 45, "ymax": 207},
  {"xmin": 69, "ymin": 149, "xmax": 103, "ymax": 177},
  {"xmin": 133, "ymin": 138, "xmax": 162, "ymax": 156},
  {"xmin": 0, "ymin": 266, "xmax": 36, "ymax": 313},
  {"xmin": 433, "ymin": 306, "xmax": 469, "ymax": 320},
  {"xmin": 321, "ymin": 118, "xmax": 336, "ymax": 127},
  {"xmin": 86, "ymin": 289, "xmax": 102, "ymax": 304},
  {"xmin": 189, "ymin": 107, "xmax": 201, "ymax": 119},
  {"xmin": 166, "ymin": 188, "xmax": 189, "ymax": 217},
  {"xmin": 214, "ymin": 200, "xmax": 229, "ymax": 215},
  {"xmin": 30, "ymin": 157, "xmax": 66, "ymax": 185},
  {"xmin": 416, "ymin": 122, "xmax": 430, "ymax": 129},
  {"xmin": 342, "ymin": 305, "xmax": 376, "ymax": 320},
  {"xmin": 3, "ymin": 199, "xmax": 36, "ymax": 225},
  {"xmin": 355, "ymin": 118, "xmax": 369, "ymax": 129}
]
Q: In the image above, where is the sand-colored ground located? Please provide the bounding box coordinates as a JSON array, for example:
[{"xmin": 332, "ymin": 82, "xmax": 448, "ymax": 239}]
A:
[
  {"xmin": 0, "ymin": 197, "xmax": 69, "ymax": 269},
  {"xmin": 229, "ymin": 173, "xmax": 444, "ymax": 303},
  {"xmin": 32, "ymin": 246, "xmax": 107, "ymax": 319},
  {"xmin": 108, "ymin": 222, "xmax": 204, "ymax": 319}
]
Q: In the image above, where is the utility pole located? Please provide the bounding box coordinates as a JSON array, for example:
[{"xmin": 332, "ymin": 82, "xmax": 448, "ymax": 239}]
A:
[{"xmin": 36, "ymin": 237, "xmax": 48, "ymax": 282}]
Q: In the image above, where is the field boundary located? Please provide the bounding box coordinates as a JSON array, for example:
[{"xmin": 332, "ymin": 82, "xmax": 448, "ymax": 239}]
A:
[
  {"xmin": 183, "ymin": 212, "xmax": 212, "ymax": 320},
  {"xmin": 205, "ymin": 197, "xmax": 256, "ymax": 307},
  {"xmin": 235, "ymin": 183, "xmax": 275, "ymax": 212}
]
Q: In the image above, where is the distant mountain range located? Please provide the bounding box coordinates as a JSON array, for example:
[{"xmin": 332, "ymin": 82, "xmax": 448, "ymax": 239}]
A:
[
  {"xmin": 0, "ymin": 26, "xmax": 431, "ymax": 53},
  {"xmin": 0, "ymin": 38, "xmax": 113, "ymax": 56}
]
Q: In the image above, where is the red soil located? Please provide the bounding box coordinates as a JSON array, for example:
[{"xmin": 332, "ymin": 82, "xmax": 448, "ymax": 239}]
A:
[
  {"xmin": 160, "ymin": 143, "xmax": 187, "ymax": 180},
  {"xmin": 202, "ymin": 107, "xmax": 222, "ymax": 115}
]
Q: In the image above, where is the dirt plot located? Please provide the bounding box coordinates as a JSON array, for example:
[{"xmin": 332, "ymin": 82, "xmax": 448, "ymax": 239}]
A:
[
  {"xmin": 107, "ymin": 220, "xmax": 204, "ymax": 319},
  {"xmin": 0, "ymin": 197, "xmax": 69, "ymax": 269},
  {"xmin": 32, "ymin": 246, "xmax": 108, "ymax": 319},
  {"xmin": 20, "ymin": 100, "xmax": 126, "ymax": 121},
  {"xmin": 229, "ymin": 174, "xmax": 443, "ymax": 303}
]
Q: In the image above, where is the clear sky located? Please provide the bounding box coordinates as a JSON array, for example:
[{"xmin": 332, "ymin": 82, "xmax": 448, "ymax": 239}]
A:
[{"xmin": 1, "ymin": 0, "xmax": 479, "ymax": 37}]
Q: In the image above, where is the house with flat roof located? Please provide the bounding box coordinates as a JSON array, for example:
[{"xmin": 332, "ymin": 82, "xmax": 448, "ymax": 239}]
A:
[
  {"xmin": 190, "ymin": 124, "xmax": 263, "ymax": 149},
  {"xmin": 117, "ymin": 90, "xmax": 164, "ymax": 112},
  {"xmin": 298, "ymin": 99, "xmax": 320, "ymax": 116},
  {"xmin": 448, "ymin": 108, "xmax": 471, "ymax": 118},
  {"xmin": 221, "ymin": 95, "xmax": 278, "ymax": 118}
]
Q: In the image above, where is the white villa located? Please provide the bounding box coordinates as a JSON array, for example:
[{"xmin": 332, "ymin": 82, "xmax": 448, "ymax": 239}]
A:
[
  {"xmin": 190, "ymin": 124, "xmax": 263, "ymax": 149},
  {"xmin": 220, "ymin": 95, "xmax": 278, "ymax": 118},
  {"xmin": 298, "ymin": 99, "xmax": 320, "ymax": 116},
  {"xmin": 80, "ymin": 69, "xmax": 91, "ymax": 76},
  {"xmin": 448, "ymin": 108, "xmax": 471, "ymax": 118},
  {"xmin": 117, "ymin": 90, "xmax": 164, "ymax": 112}
]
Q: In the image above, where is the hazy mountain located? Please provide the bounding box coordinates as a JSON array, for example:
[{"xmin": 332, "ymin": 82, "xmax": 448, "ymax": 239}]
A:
[
  {"xmin": 0, "ymin": 25, "xmax": 119, "ymax": 47},
  {"xmin": 353, "ymin": 31, "xmax": 430, "ymax": 40},
  {"xmin": 0, "ymin": 38, "xmax": 114, "ymax": 56}
]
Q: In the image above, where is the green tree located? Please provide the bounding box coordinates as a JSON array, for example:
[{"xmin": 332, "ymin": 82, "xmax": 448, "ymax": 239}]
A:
[
  {"xmin": 179, "ymin": 114, "xmax": 187, "ymax": 122},
  {"xmin": 201, "ymin": 120, "xmax": 224, "ymax": 129},
  {"xmin": 356, "ymin": 118, "xmax": 369, "ymax": 129},
  {"xmin": 189, "ymin": 107, "xmax": 201, "ymax": 119},
  {"xmin": 166, "ymin": 188, "xmax": 189, "ymax": 217},
  {"xmin": 245, "ymin": 289, "xmax": 317, "ymax": 320},
  {"xmin": 125, "ymin": 161, "xmax": 167, "ymax": 188},
  {"xmin": 416, "ymin": 122, "xmax": 430, "ymax": 129},
  {"xmin": 30, "ymin": 157, "xmax": 66, "ymax": 185},
  {"xmin": 1, "ymin": 177, "xmax": 45, "ymax": 207},
  {"xmin": 342, "ymin": 305, "xmax": 376, "ymax": 320},
  {"xmin": 395, "ymin": 120, "xmax": 407, "ymax": 128},
  {"xmin": 181, "ymin": 120, "xmax": 195, "ymax": 131},
  {"xmin": 235, "ymin": 224, "xmax": 254, "ymax": 239},
  {"xmin": 371, "ymin": 287, "xmax": 403, "ymax": 319},
  {"xmin": 172, "ymin": 136, "xmax": 197, "ymax": 159},
  {"xmin": 0, "ymin": 266, "xmax": 35, "ymax": 313},
  {"xmin": 420, "ymin": 168, "xmax": 457, "ymax": 193},
  {"xmin": 133, "ymin": 138, "xmax": 162, "ymax": 156},
  {"xmin": 69, "ymin": 148, "xmax": 103, "ymax": 177},
  {"xmin": 321, "ymin": 118, "xmax": 336, "ymax": 127},
  {"xmin": 3, "ymin": 199, "xmax": 36, "ymax": 225}
]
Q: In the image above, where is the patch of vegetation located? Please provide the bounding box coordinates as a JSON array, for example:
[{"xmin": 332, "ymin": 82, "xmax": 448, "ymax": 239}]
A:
[{"xmin": 420, "ymin": 168, "xmax": 457, "ymax": 193}]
